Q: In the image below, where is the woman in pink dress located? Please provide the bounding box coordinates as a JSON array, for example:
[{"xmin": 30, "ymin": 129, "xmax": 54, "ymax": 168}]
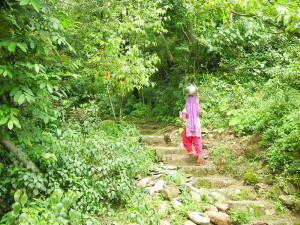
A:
[{"xmin": 179, "ymin": 85, "xmax": 202, "ymax": 165}]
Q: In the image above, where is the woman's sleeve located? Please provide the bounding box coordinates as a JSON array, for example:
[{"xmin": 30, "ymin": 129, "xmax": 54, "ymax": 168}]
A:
[{"xmin": 179, "ymin": 108, "xmax": 187, "ymax": 121}]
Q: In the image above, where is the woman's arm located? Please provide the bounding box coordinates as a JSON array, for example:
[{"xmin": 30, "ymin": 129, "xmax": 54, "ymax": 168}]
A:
[{"xmin": 179, "ymin": 108, "xmax": 187, "ymax": 121}]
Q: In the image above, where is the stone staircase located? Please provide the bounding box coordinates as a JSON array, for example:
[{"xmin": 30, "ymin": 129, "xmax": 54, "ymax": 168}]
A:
[{"xmin": 133, "ymin": 121, "xmax": 298, "ymax": 225}]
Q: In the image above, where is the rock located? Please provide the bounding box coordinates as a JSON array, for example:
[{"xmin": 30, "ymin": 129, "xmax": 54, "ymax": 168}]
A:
[
  {"xmin": 160, "ymin": 218, "xmax": 170, "ymax": 225},
  {"xmin": 162, "ymin": 165, "xmax": 177, "ymax": 170},
  {"xmin": 188, "ymin": 212, "xmax": 210, "ymax": 224},
  {"xmin": 215, "ymin": 203, "xmax": 229, "ymax": 212},
  {"xmin": 206, "ymin": 205, "xmax": 218, "ymax": 212},
  {"xmin": 190, "ymin": 191, "xmax": 202, "ymax": 203},
  {"xmin": 184, "ymin": 221, "xmax": 197, "ymax": 225},
  {"xmin": 210, "ymin": 192, "xmax": 225, "ymax": 202},
  {"xmin": 148, "ymin": 179, "xmax": 165, "ymax": 196},
  {"xmin": 234, "ymin": 189, "xmax": 241, "ymax": 195},
  {"xmin": 137, "ymin": 177, "xmax": 151, "ymax": 187},
  {"xmin": 279, "ymin": 195, "xmax": 293, "ymax": 206},
  {"xmin": 186, "ymin": 174, "xmax": 193, "ymax": 178},
  {"xmin": 172, "ymin": 200, "xmax": 183, "ymax": 210},
  {"xmin": 146, "ymin": 180, "xmax": 157, "ymax": 187},
  {"xmin": 152, "ymin": 174, "xmax": 163, "ymax": 181},
  {"xmin": 161, "ymin": 186, "xmax": 179, "ymax": 199},
  {"xmin": 205, "ymin": 211, "xmax": 230, "ymax": 225}
]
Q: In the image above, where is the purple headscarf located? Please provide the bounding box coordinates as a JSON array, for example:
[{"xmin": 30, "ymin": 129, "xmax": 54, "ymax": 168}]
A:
[{"xmin": 185, "ymin": 95, "xmax": 199, "ymax": 134}]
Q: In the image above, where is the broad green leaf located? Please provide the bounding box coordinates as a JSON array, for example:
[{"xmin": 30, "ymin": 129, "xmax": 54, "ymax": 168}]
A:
[
  {"xmin": 0, "ymin": 117, "xmax": 8, "ymax": 125},
  {"xmin": 14, "ymin": 190, "xmax": 21, "ymax": 202},
  {"xmin": 33, "ymin": 189, "xmax": 39, "ymax": 195},
  {"xmin": 69, "ymin": 209, "xmax": 81, "ymax": 221},
  {"xmin": 19, "ymin": 213, "xmax": 27, "ymax": 222},
  {"xmin": 20, "ymin": 193, "xmax": 28, "ymax": 206},
  {"xmin": 45, "ymin": 153, "xmax": 51, "ymax": 159},
  {"xmin": 62, "ymin": 197, "xmax": 72, "ymax": 209},
  {"xmin": 16, "ymin": 43, "xmax": 28, "ymax": 53},
  {"xmin": 18, "ymin": 94, "xmax": 25, "ymax": 105},
  {"xmin": 30, "ymin": 0, "xmax": 42, "ymax": 12},
  {"xmin": 8, "ymin": 42, "xmax": 17, "ymax": 52},
  {"xmin": 56, "ymin": 203, "xmax": 63, "ymax": 212},
  {"xmin": 12, "ymin": 202, "xmax": 21, "ymax": 214},
  {"xmin": 50, "ymin": 195, "xmax": 58, "ymax": 205},
  {"xmin": 34, "ymin": 64, "xmax": 39, "ymax": 73},
  {"xmin": 8, "ymin": 120, "xmax": 14, "ymax": 130},
  {"xmin": 18, "ymin": 0, "xmax": 30, "ymax": 5}
]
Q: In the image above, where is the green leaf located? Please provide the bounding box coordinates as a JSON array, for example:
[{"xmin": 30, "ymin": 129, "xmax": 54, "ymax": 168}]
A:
[
  {"xmin": 62, "ymin": 197, "xmax": 72, "ymax": 209},
  {"xmin": 50, "ymin": 195, "xmax": 58, "ymax": 205},
  {"xmin": 56, "ymin": 203, "xmax": 63, "ymax": 212},
  {"xmin": 45, "ymin": 153, "xmax": 51, "ymax": 159},
  {"xmin": 18, "ymin": 94, "xmax": 25, "ymax": 105},
  {"xmin": 0, "ymin": 117, "xmax": 8, "ymax": 125},
  {"xmin": 8, "ymin": 42, "xmax": 17, "ymax": 52},
  {"xmin": 8, "ymin": 120, "xmax": 14, "ymax": 130},
  {"xmin": 20, "ymin": 193, "xmax": 28, "ymax": 206},
  {"xmin": 12, "ymin": 202, "xmax": 21, "ymax": 214},
  {"xmin": 14, "ymin": 190, "xmax": 22, "ymax": 202},
  {"xmin": 18, "ymin": 0, "xmax": 30, "ymax": 6},
  {"xmin": 33, "ymin": 189, "xmax": 39, "ymax": 195},
  {"xmin": 16, "ymin": 43, "xmax": 28, "ymax": 53},
  {"xmin": 34, "ymin": 64, "xmax": 39, "ymax": 73},
  {"xmin": 30, "ymin": 0, "xmax": 42, "ymax": 12},
  {"xmin": 69, "ymin": 209, "xmax": 81, "ymax": 221},
  {"xmin": 229, "ymin": 118, "xmax": 240, "ymax": 126},
  {"xmin": 19, "ymin": 213, "xmax": 27, "ymax": 222}
]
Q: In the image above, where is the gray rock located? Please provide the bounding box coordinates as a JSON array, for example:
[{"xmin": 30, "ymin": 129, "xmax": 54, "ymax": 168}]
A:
[
  {"xmin": 172, "ymin": 200, "xmax": 183, "ymax": 210},
  {"xmin": 206, "ymin": 205, "xmax": 218, "ymax": 212},
  {"xmin": 279, "ymin": 195, "xmax": 293, "ymax": 206},
  {"xmin": 210, "ymin": 192, "xmax": 226, "ymax": 202},
  {"xmin": 148, "ymin": 179, "xmax": 165, "ymax": 196},
  {"xmin": 162, "ymin": 165, "xmax": 177, "ymax": 170},
  {"xmin": 152, "ymin": 174, "xmax": 163, "ymax": 181},
  {"xmin": 190, "ymin": 191, "xmax": 202, "ymax": 203},
  {"xmin": 188, "ymin": 212, "xmax": 210, "ymax": 224},
  {"xmin": 184, "ymin": 221, "xmax": 197, "ymax": 225}
]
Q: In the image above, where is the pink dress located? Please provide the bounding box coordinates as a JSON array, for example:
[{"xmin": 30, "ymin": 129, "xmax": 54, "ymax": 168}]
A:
[
  {"xmin": 179, "ymin": 93, "xmax": 201, "ymax": 137},
  {"xmin": 179, "ymin": 93, "xmax": 202, "ymax": 156}
]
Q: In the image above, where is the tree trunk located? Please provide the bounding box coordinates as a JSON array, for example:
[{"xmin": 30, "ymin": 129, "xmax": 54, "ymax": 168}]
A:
[
  {"xmin": 119, "ymin": 94, "xmax": 124, "ymax": 120},
  {"xmin": 106, "ymin": 83, "xmax": 117, "ymax": 121},
  {"xmin": 141, "ymin": 87, "xmax": 145, "ymax": 105},
  {"xmin": 0, "ymin": 138, "xmax": 40, "ymax": 175},
  {"xmin": 187, "ymin": 23, "xmax": 196, "ymax": 43},
  {"xmin": 161, "ymin": 33, "xmax": 175, "ymax": 66}
]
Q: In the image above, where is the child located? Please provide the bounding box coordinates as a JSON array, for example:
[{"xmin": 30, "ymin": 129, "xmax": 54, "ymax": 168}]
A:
[{"xmin": 179, "ymin": 85, "xmax": 203, "ymax": 165}]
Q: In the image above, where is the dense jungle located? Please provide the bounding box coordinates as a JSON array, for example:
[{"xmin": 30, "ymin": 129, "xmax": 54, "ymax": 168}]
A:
[{"xmin": 0, "ymin": 0, "xmax": 299, "ymax": 224}]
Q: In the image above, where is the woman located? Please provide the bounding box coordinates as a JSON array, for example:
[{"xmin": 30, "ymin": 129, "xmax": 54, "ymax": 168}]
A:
[{"xmin": 179, "ymin": 85, "xmax": 203, "ymax": 165}]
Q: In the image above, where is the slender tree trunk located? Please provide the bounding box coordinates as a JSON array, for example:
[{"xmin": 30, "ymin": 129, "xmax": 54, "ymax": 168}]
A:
[
  {"xmin": 187, "ymin": 23, "xmax": 196, "ymax": 43},
  {"xmin": 141, "ymin": 87, "xmax": 145, "ymax": 105},
  {"xmin": 106, "ymin": 83, "xmax": 117, "ymax": 121},
  {"xmin": 0, "ymin": 138, "xmax": 40, "ymax": 175},
  {"xmin": 161, "ymin": 33, "xmax": 175, "ymax": 66},
  {"xmin": 119, "ymin": 94, "xmax": 124, "ymax": 120}
]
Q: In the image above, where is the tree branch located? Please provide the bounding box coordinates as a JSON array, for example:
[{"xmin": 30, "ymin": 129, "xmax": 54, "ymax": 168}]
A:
[
  {"xmin": 181, "ymin": 26, "xmax": 191, "ymax": 42},
  {"xmin": 230, "ymin": 10, "xmax": 255, "ymax": 18},
  {"xmin": 0, "ymin": 138, "xmax": 40, "ymax": 175}
]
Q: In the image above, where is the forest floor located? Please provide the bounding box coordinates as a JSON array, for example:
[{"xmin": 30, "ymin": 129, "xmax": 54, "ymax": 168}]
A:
[{"xmin": 131, "ymin": 120, "xmax": 300, "ymax": 225}]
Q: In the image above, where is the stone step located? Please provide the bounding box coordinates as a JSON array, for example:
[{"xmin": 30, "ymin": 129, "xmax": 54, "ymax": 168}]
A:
[
  {"xmin": 224, "ymin": 199, "xmax": 273, "ymax": 213},
  {"xmin": 210, "ymin": 185, "xmax": 256, "ymax": 200},
  {"xmin": 140, "ymin": 129, "xmax": 157, "ymax": 135},
  {"xmin": 157, "ymin": 154, "xmax": 199, "ymax": 166},
  {"xmin": 142, "ymin": 135, "xmax": 166, "ymax": 145},
  {"xmin": 191, "ymin": 177, "xmax": 234, "ymax": 189},
  {"xmin": 179, "ymin": 165, "xmax": 219, "ymax": 177},
  {"xmin": 154, "ymin": 146, "xmax": 187, "ymax": 155}
]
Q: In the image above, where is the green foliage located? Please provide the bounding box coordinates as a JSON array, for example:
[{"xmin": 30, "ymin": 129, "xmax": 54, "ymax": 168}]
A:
[
  {"xmin": 0, "ymin": 119, "xmax": 155, "ymax": 222},
  {"xmin": 244, "ymin": 173, "xmax": 260, "ymax": 185},
  {"xmin": 229, "ymin": 206, "xmax": 254, "ymax": 225},
  {"xmin": 163, "ymin": 170, "xmax": 185, "ymax": 185}
]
